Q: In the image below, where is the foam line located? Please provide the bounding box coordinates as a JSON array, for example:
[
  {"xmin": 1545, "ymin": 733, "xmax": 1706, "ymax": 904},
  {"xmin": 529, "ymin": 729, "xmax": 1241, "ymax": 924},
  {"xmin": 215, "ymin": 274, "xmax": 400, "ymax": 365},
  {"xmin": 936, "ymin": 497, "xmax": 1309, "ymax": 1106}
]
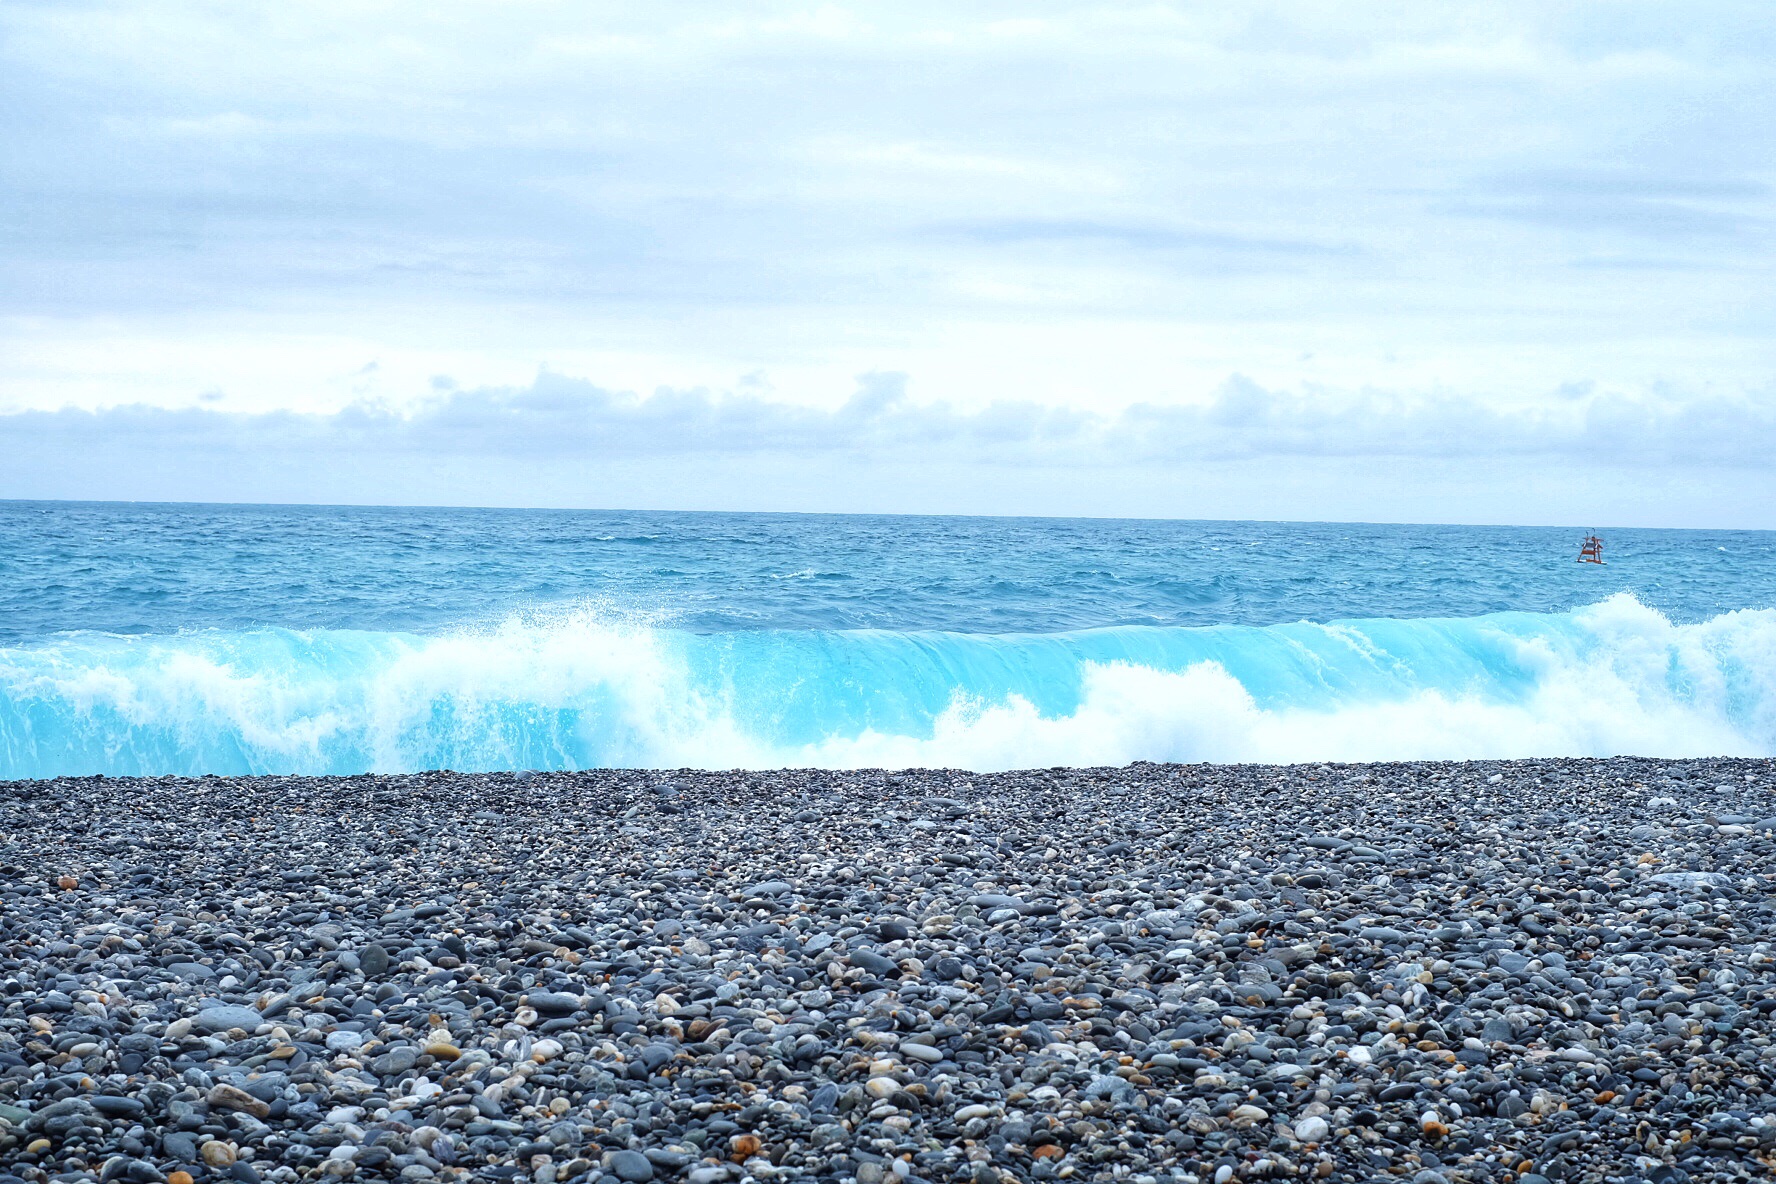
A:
[{"xmin": 0, "ymin": 594, "xmax": 1770, "ymax": 778}]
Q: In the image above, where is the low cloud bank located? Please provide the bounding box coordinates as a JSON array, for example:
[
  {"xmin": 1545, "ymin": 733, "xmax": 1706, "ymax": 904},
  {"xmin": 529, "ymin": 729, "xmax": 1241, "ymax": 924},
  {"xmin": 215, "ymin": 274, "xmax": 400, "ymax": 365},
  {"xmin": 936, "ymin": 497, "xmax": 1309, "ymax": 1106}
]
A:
[{"xmin": 5, "ymin": 372, "xmax": 1774, "ymax": 467}]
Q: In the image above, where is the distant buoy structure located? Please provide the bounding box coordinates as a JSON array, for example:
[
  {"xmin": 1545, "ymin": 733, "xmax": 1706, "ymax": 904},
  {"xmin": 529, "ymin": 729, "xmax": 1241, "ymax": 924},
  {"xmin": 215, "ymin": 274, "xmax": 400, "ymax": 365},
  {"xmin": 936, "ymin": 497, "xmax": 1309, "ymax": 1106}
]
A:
[{"xmin": 1577, "ymin": 534, "xmax": 1605, "ymax": 564}]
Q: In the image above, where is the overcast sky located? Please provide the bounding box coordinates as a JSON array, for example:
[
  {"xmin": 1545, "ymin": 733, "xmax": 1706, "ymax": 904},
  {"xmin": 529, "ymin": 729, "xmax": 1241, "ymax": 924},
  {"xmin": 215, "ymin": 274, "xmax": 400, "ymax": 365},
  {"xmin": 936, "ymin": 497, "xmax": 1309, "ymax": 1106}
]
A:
[{"xmin": 3, "ymin": 2, "xmax": 1773, "ymax": 524}]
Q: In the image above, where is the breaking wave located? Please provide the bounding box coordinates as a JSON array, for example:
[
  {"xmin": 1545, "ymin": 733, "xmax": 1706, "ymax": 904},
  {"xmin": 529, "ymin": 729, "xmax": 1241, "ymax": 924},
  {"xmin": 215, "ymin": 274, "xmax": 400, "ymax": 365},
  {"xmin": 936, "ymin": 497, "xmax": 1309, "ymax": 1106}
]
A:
[{"xmin": 0, "ymin": 594, "xmax": 1771, "ymax": 778}]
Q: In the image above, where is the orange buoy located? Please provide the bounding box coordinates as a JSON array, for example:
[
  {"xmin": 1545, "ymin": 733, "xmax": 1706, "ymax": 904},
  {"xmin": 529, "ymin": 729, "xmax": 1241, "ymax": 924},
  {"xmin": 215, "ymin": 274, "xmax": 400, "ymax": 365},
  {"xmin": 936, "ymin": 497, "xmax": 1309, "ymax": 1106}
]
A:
[{"xmin": 1577, "ymin": 534, "xmax": 1604, "ymax": 564}]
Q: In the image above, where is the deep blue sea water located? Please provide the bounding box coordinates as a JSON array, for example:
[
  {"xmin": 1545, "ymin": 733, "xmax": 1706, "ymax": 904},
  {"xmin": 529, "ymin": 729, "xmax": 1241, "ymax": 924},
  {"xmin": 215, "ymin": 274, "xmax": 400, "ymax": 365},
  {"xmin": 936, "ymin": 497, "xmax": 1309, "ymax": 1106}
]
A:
[{"xmin": 3, "ymin": 501, "xmax": 1774, "ymax": 777}]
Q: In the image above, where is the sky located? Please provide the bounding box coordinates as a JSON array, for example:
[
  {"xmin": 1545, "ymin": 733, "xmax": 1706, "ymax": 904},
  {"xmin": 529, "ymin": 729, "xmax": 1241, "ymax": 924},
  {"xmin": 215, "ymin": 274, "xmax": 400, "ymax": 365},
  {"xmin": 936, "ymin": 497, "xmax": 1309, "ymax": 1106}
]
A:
[{"xmin": 2, "ymin": 2, "xmax": 1773, "ymax": 525}]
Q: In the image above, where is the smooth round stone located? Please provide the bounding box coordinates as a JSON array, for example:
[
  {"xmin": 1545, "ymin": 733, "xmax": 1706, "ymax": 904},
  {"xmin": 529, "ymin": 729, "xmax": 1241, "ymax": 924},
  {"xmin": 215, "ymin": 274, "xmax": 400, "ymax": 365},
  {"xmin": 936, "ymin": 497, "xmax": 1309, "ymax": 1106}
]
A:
[
  {"xmin": 359, "ymin": 943, "xmax": 391, "ymax": 976},
  {"xmin": 162, "ymin": 1132, "xmax": 201, "ymax": 1162},
  {"xmin": 606, "ymin": 1149, "xmax": 654, "ymax": 1182},
  {"xmin": 1293, "ymin": 1115, "xmax": 1329, "ymax": 1143},
  {"xmin": 372, "ymin": 1046, "xmax": 420, "ymax": 1075},
  {"xmin": 1229, "ymin": 1104, "xmax": 1269, "ymax": 1128}
]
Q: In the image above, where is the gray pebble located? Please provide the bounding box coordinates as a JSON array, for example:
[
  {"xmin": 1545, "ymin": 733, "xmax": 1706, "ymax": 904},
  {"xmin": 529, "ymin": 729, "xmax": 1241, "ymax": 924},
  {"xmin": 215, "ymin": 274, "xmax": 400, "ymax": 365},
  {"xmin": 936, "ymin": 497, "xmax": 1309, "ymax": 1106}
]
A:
[
  {"xmin": 606, "ymin": 1148, "xmax": 655, "ymax": 1182},
  {"xmin": 3, "ymin": 756, "xmax": 1772, "ymax": 1184}
]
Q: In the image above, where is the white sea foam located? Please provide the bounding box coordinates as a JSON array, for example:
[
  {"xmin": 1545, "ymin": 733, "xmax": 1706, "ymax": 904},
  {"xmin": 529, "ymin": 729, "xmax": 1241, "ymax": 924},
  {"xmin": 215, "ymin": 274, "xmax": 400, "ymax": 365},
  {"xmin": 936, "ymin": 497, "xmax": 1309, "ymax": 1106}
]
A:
[{"xmin": 0, "ymin": 594, "xmax": 1770, "ymax": 778}]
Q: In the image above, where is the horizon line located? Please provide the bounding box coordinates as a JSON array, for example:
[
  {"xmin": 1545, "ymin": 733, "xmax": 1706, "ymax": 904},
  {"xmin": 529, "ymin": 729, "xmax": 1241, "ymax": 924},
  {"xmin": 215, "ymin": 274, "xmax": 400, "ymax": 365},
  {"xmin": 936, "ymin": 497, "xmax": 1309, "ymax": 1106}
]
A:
[{"xmin": 0, "ymin": 495, "xmax": 1762, "ymax": 536}]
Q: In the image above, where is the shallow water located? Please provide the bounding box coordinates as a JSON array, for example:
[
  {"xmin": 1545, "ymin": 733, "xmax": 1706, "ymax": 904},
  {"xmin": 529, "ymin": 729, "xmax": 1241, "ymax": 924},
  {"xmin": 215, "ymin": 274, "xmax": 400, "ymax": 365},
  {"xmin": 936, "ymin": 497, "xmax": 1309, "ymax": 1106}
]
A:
[{"xmin": 2, "ymin": 501, "xmax": 1773, "ymax": 776}]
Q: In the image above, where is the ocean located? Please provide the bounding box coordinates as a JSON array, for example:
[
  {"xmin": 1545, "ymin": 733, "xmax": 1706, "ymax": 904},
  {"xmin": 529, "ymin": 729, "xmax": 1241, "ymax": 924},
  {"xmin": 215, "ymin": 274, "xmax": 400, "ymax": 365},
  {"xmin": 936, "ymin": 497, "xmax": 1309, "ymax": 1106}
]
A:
[{"xmin": 2, "ymin": 500, "xmax": 1773, "ymax": 778}]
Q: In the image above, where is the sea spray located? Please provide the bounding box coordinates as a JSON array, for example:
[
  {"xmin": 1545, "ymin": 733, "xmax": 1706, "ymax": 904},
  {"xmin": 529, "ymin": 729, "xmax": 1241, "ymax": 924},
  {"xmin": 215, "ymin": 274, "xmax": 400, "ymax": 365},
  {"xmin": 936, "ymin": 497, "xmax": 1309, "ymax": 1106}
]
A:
[{"xmin": 1, "ymin": 594, "xmax": 1772, "ymax": 778}]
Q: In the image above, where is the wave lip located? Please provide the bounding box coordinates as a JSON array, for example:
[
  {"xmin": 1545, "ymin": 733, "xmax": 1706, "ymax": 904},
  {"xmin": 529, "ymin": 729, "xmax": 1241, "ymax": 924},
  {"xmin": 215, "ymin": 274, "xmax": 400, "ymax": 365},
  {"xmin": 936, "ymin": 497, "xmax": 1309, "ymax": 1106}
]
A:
[{"xmin": 0, "ymin": 594, "xmax": 1771, "ymax": 779}]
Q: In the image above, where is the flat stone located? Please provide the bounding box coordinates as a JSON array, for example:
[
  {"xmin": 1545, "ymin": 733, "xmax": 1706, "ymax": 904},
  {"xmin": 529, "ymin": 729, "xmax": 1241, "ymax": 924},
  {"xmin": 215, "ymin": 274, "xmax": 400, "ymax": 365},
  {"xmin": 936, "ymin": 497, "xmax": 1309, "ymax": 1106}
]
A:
[
  {"xmin": 1358, "ymin": 926, "xmax": 1412, "ymax": 944},
  {"xmin": 372, "ymin": 1045, "xmax": 420, "ymax": 1075},
  {"xmin": 206, "ymin": 1084, "xmax": 270, "ymax": 1118},
  {"xmin": 1649, "ymin": 871, "xmax": 1730, "ymax": 891},
  {"xmin": 968, "ymin": 894, "xmax": 1027, "ymax": 912},
  {"xmin": 606, "ymin": 1149, "xmax": 655, "ymax": 1182},
  {"xmin": 848, "ymin": 949, "xmax": 898, "ymax": 975},
  {"xmin": 325, "ymin": 1030, "xmax": 365, "ymax": 1053},
  {"xmin": 527, "ymin": 990, "xmax": 583, "ymax": 1017},
  {"xmin": 192, "ymin": 1005, "xmax": 263, "ymax": 1034}
]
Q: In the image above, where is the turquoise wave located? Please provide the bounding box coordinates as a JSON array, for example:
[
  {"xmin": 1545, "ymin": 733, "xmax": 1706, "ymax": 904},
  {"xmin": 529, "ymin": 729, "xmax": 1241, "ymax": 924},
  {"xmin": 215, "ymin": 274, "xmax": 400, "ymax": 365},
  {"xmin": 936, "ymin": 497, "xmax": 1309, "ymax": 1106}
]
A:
[{"xmin": 0, "ymin": 594, "xmax": 1771, "ymax": 778}]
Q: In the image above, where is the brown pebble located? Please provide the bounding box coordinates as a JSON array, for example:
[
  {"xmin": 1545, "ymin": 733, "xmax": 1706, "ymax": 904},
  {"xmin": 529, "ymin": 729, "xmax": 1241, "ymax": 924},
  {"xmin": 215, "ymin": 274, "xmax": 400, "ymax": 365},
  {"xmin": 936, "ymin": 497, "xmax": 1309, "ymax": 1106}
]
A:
[{"xmin": 205, "ymin": 1083, "xmax": 269, "ymax": 1119}]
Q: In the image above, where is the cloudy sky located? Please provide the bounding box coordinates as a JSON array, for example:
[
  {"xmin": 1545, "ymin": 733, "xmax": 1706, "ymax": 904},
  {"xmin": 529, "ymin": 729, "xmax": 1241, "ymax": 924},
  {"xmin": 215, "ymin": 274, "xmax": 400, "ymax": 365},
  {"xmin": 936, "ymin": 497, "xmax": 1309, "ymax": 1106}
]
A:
[{"xmin": 3, "ymin": 2, "xmax": 1773, "ymax": 524}]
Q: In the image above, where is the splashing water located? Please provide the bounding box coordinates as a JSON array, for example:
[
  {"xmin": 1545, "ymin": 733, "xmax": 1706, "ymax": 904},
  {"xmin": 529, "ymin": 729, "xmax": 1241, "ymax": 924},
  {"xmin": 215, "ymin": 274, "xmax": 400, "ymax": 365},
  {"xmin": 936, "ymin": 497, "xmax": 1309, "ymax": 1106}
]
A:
[
  {"xmin": 2, "ymin": 593, "xmax": 1772, "ymax": 777},
  {"xmin": 4, "ymin": 503, "xmax": 1774, "ymax": 776}
]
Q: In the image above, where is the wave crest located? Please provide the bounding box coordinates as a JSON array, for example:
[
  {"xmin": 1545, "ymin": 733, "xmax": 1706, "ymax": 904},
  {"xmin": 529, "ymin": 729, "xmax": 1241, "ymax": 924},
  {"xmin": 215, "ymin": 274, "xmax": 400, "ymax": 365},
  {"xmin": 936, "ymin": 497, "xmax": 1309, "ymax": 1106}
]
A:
[{"xmin": 1, "ymin": 594, "xmax": 1771, "ymax": 778}]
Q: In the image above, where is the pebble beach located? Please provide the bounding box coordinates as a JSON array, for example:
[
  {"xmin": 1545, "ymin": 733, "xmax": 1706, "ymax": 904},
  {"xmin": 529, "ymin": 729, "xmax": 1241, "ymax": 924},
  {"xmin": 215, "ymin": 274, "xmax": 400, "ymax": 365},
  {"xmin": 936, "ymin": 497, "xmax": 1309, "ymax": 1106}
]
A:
[{"xmin": 4, "ymin": 758, "xmax": 1776, "ymax": 1184}]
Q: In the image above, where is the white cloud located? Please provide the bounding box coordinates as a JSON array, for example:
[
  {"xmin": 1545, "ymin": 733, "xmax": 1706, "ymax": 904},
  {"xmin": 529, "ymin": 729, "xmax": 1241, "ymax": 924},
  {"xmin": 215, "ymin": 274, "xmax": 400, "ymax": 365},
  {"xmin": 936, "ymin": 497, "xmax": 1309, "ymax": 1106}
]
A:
[
  {"xmin": 5, "ymin": 369, "xmax": 1771, "ymax": 467},
  {"xmin": 8, "ymin": 370, "xmax": 1774, "ymax": 528},
  {"xmin": 1, "ymin": 2, "xmax": 1772, "ymax": 517}
]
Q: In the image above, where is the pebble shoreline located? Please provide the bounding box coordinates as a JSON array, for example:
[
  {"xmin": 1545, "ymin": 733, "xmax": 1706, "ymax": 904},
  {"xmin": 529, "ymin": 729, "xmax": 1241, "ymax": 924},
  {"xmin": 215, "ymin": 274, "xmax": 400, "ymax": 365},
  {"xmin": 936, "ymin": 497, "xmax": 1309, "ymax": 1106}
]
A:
[{"xmin": 4, "ymin": 758, "xmax": 1776, "ymax": 1184}]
